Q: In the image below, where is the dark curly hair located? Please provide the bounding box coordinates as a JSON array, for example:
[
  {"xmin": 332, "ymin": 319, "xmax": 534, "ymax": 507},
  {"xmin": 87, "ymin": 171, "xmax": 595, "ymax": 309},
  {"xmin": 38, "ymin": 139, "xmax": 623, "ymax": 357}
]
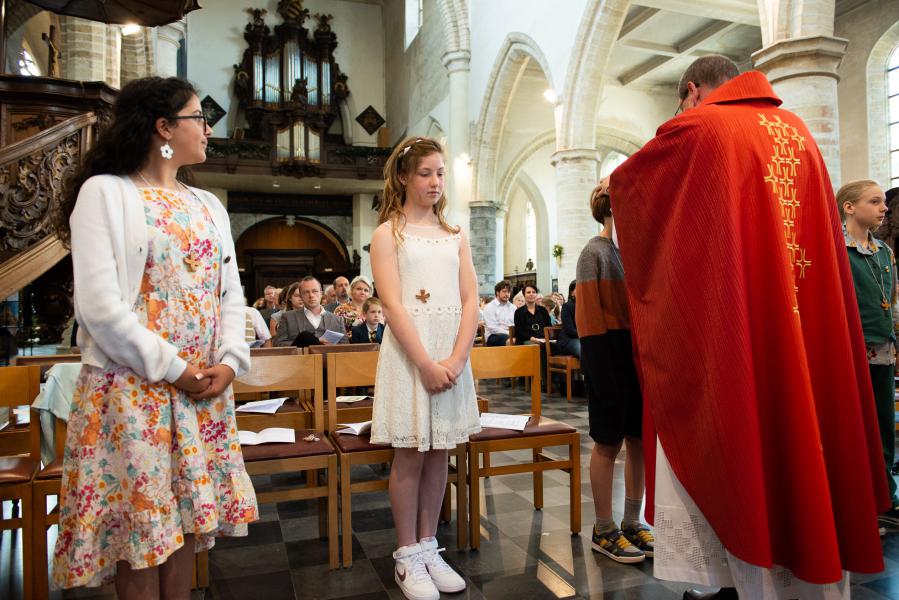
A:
[{"xmin": 57, "ymin": 76, "xmax": 199, "ymax": 246}]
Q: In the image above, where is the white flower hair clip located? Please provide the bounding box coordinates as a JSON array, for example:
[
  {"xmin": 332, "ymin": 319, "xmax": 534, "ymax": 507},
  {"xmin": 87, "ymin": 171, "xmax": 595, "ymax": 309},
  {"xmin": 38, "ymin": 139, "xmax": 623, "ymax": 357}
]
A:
[{"xmin": 400, "ymin": 138, "xmax": 423, "ymax": 157}]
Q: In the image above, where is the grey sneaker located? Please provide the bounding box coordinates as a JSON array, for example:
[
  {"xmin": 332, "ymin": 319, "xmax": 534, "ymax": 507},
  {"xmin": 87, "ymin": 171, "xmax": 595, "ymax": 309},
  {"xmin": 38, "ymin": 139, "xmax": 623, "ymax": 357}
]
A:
[
  {"xmin": 591, "ymin": 526, "xmax": 645, "ymax": 563},
  {"xmin": 622, "ymin": 523, "xmax": 655, "ymax": 557}
]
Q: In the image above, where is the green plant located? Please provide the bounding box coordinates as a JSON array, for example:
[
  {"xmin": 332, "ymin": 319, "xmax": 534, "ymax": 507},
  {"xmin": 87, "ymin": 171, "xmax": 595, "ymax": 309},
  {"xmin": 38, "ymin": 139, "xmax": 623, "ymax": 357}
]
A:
[{"xmin": 552, "ymin": 244, "xmax": 564, "ymax": 259}]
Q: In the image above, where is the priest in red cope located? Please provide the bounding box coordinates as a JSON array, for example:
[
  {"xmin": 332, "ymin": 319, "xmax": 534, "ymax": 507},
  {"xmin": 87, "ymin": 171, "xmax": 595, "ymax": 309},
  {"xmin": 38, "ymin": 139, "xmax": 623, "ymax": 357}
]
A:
[{"xmin": 609, "ymin": 55, "xmax": 889, "ymax": 599}]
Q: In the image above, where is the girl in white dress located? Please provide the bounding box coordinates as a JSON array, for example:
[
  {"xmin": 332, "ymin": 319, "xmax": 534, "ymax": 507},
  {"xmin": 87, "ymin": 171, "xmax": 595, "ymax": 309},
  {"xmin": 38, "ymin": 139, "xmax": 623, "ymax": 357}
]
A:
[{"xmin": 370, "ymin": 137, "xmax": 481, "ymax": 600}]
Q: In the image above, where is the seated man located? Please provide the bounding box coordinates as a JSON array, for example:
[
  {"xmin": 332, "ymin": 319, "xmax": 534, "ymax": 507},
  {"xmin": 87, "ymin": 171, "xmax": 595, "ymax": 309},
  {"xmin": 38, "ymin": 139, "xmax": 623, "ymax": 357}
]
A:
[
  {"xmin": 274, "ymin": 276, "xmax": 348, "ymax": 347},
  {"xmin": 483, "ymin": 280, "xmax": 516, "ymax": 346},
  {"xmin": 351, "ymin": 298, "xmax": 385, "ymax": 343}
]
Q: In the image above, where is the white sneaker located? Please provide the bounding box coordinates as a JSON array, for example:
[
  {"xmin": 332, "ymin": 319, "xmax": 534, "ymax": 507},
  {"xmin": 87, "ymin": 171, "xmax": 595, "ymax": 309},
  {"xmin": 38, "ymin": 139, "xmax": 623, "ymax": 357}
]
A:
[
  {"xmin": 420, "ymin": 537, "xmax": 466, "ymax": 593},
  {"xmin": 393, "ymin": 543, "xmax": 439, "ymax": 600}
]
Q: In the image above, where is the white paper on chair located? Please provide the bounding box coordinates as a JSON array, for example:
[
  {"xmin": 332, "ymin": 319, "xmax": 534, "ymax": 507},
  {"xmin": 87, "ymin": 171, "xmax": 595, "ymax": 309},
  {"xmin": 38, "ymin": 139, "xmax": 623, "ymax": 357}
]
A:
[
  {"xmin": 479, "ymin": 413, "xmax": 530, "ymax": 431},
  {"xmin": 319, "ymin": 329, "xmax": 345, "ymax": 344},
  {"xmin": 336, "ymin": 395, "xmax": 371, "ymax": 403},
  {"xmin": 336, "ymin": 421, "xmax": 372, "ymax": 435},
  {"xmin": 235, "ymin": 397, "xmax": 289, "ymax": 414},
  {"xmin": 12, "ymin": 406, "xmax": 30, "ymax": 425},
  {"xmin": 238, "ymin": 427, "xmax": 296, "ymax": 445}
]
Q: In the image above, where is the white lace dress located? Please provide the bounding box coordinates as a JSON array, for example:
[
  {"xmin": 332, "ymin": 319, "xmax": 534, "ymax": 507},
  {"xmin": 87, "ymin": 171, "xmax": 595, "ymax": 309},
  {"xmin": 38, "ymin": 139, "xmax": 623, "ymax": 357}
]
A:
[{"xmin": 370, "ymin": 228, "xmax": 481, "ymax": 451}]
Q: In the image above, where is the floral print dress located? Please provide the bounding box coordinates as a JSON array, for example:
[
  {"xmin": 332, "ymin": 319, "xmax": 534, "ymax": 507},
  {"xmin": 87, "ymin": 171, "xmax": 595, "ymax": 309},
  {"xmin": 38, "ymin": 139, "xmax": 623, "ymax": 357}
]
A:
[{"xmin": 52, "ymin": 187, "xmax": 258, "ymax": 589}]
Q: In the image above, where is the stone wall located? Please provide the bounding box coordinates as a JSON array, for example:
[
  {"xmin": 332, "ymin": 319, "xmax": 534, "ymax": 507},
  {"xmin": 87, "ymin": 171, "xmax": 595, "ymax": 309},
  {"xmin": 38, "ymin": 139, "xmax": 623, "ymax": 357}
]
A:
[
  {"xmin": 384, "ymin": 0, "xmax": 449, "ymax": 144},
  {"xmin": 469, "ymin": 202, "xmax": 498, "ymax": 292}
]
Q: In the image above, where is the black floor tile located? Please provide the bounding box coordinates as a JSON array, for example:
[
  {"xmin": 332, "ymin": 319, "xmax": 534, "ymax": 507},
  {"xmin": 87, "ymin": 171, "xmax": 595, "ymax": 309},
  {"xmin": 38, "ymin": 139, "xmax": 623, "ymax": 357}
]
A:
[
  {"xmin": 209, "ymin": 542, "xmax": 290, "ymax": 579},
  {"xmin": 212, "ymin": 519, "xmax": 284, "ymax": 549},
  {"xmin": 206, "ymin": 570, "xmax": 295, "ymax": 600},
  {"xmin": 470, "ymin": 569, "xmax": 580, "ymax": 599},
  {"xmin": 348, "ymin": 506, "xmax": 396, "ymax": 533},
  {"xmin": 286, "ymin": 536, "xmax": 363, "ymax": 568},
  {"xmin": 291, "ymin": 559, "xmax": 384, "ymax": 600},
  {"xmin": 861, "ymin": 574, "xmax": 899, "ymax": 599}
]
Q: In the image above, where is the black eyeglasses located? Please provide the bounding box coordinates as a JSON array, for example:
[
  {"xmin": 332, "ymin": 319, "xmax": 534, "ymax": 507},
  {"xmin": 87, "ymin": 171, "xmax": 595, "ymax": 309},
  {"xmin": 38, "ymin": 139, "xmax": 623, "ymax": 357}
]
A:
[{"xmin": 169, "ymin": 114, "xmax": 209, "ymax": 128}]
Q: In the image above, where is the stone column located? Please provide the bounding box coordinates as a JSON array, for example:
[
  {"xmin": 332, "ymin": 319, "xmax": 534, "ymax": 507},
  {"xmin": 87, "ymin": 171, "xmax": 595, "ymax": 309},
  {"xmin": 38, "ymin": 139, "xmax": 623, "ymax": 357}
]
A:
[
  {"xmin": 60, "ymin": 16, "xmax": 109, "ymax": 82},
  {"xmin": 469, "ymin": 201, "xmax": 499, "ymax": 294},
  {"xmin": 752, "ymin": 36, "xmax": 847, "ymax": 187},
  {"xmin": 121, "ymin": 28, "xmax": 155, "ymax": 85},
  {"xmin": 104, "ymin": 24, "xmax": 121, "ymax": 88},
  {"xmin": 551, "ymin": 148, "xmax": 601, "ymax": 288},
  {"xmin": 443, "ymin": 49, "xmax": 472, "ymax": 233},
  {"xmin": 352, "ymin": 193, "xmax": 378, "ymax": 280},
  {"xmin": 155, "ymin": 22, "xmax": 185, "ymax": 77}
]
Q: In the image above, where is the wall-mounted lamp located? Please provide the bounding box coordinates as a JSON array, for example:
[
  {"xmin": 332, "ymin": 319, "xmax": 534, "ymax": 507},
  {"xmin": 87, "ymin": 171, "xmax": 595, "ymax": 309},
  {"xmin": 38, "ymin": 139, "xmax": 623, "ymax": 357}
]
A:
[
  {"xmin": 543, "ymin": 88, "xmax": 559, "ymax": 105},
  {"xmin": 121, "ymin": 24, "xmax": 141, "ymax": 36}
]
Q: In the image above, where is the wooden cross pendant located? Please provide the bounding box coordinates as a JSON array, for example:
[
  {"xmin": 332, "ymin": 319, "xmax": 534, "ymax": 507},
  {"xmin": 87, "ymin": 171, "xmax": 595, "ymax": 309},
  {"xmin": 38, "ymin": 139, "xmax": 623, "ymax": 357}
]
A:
[
  {"xmin": 415, "ymin": 288, "xmax": 430, "ymax": 303},
  {"xmin": 183, "ymin": 255, "xmax": 203, "ymax": 272}
]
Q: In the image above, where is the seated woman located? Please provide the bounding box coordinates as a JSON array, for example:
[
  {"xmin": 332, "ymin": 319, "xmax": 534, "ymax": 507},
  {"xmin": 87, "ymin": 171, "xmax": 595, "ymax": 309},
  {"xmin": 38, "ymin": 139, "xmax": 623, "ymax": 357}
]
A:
[
  {"xmin": 541, "ymin": 297, "xmax": 561, "ymax": 326},
  {"xmin": 268, "ymin": 282, "xmax": 301, "ymax": 337},
  {"xmin": 333, "ymin": 275, "xmax": 373, "ymax": 333},
  {"xmin": 555, "ymin": 280, "xmax": 580, "ymax": 358},
  {"xmin": 514, "ymin": 284, "xmax": 552, "ymax": 345}
]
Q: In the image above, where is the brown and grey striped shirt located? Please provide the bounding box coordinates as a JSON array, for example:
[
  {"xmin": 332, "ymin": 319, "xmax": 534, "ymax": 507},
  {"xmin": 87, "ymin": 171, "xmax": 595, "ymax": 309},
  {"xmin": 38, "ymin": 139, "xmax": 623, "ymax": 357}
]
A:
[{"xmin": 574, "ymin": 236, "xmax": 630, "ymax": 338}]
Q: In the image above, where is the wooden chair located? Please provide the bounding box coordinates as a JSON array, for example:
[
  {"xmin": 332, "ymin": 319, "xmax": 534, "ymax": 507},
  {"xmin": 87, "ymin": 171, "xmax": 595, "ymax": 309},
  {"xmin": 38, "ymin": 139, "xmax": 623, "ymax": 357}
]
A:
[
  {"xmin": 0, "ymin": 365, "xmax": 41, "ymax": 600},
  {"xmin": 325, "ymin": 351, "xmax": 469, "ymax": 567},
  {"xmin": 31, "ymin": 411, "xmax": 67, "ymax": 598},
  {"xmin": 544, "ymin": 326, "xmax": 581, "ymax": 402},
  {"xmin": 467, "ymin": 345, "xmax": 581, "ymax": 550},
  {"xmin": 474, "ymin": 322, "xmax": 486, "ymax": 346},
  {"xmin": 233, "ymin": 354, "xmax": 339, "ymax": 569}
]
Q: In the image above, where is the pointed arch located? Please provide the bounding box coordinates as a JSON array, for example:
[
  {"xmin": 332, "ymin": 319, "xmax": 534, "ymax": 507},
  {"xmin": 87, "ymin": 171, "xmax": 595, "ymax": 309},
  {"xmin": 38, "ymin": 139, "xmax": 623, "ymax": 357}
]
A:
[
  {"xmin": 472, "ymin": 32, "xmax": 555, "ymax": 205},
  {"xmin": 436, "ymin": 0, "xmax": 470, "ymax": 55},
  {"xmin": 506, "ymin": 171, "xmax": 552, "ymax": 291},
  {"xmin": 558, "ymin": 0, "xmax": 630, "ymax": 151}
]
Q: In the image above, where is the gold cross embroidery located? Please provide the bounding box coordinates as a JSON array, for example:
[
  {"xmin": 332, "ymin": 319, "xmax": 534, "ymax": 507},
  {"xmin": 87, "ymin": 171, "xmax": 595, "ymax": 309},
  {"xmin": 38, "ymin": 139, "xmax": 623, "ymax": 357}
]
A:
[
  {"xmin": 415, "ymin": 289, "xmax": 430, "ymax": 303},
  {"xmin": 797, "ymin": 248, "xmax": 811, "ymax": 278}
]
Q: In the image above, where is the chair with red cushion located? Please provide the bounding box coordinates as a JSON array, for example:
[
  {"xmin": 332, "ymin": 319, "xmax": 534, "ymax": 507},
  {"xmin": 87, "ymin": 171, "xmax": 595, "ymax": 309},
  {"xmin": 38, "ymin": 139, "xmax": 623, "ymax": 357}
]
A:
[
  {"xmin": 233, "ymin": 353, "xmax": 339, "ymax": 569},
  {"xmin": 467, "ymin": 345, "xmax": 581, "ymax": 549}
]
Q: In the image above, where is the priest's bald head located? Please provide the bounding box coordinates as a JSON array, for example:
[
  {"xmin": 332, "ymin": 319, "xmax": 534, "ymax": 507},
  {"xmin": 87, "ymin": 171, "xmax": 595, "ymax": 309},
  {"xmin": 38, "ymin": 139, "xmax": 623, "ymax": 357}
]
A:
[{"xmin": 677, "ymin": 55, "xmax": 740, "ymax": 113}]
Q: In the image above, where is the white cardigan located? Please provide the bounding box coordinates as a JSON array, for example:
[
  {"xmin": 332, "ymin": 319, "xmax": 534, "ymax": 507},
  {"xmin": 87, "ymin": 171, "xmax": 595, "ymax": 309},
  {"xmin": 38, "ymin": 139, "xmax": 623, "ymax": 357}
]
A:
[{"xmin": 70, "ymin": 174, "xmax": 250, "ymax": 383}]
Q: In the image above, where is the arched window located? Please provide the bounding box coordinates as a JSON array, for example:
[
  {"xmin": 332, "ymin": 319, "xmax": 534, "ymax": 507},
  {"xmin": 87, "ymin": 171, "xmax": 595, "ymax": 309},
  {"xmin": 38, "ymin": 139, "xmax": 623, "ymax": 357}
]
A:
[
  {"xmin": 890, "ymin": 45, "xmax": 899, "ymax": 188},
  {"xmin": 17, "ymin": 44, "xmax": 41, "ymax": 77},
  {"xmin": 600, "ymin": 151, "xmax": 628, "ymax": 179},
  {"xmin": 526, "ymin": 201, "xmax": 537, "ymax": 270}
]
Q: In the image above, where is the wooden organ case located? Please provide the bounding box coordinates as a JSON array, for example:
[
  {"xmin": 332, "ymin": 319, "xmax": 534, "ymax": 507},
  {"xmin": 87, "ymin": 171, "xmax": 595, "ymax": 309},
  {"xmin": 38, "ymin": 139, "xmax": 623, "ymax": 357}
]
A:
[{"xmin": 233, "ymin": 1, "xmax": 350, "ymax": 176}]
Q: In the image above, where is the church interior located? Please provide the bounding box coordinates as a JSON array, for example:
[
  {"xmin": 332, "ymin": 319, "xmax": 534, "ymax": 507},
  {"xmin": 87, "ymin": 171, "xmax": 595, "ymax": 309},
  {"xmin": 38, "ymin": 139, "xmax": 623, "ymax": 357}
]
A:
[{"xmin": 2, "ymin": 0, "xmax": 899, "ymax": 598}]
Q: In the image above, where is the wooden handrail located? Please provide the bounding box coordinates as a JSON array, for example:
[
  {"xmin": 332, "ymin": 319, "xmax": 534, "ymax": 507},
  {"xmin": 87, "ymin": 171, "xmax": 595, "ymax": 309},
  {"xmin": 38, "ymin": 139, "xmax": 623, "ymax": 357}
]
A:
[{"xmin": 0, "ymin": 112, "xmax": 96, "ymax": 165}]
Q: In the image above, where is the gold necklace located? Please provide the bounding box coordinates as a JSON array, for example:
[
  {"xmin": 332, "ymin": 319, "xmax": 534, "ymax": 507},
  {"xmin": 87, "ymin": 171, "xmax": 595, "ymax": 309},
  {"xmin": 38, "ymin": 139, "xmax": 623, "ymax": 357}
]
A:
[{"xmin": 137, "ymin": 171, "xmax": 201, "ymax": 272}]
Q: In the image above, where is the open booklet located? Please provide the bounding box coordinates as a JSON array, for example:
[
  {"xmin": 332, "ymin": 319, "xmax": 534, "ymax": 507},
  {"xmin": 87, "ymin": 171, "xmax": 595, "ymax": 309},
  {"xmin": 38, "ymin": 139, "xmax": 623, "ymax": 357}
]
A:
[
  {"xmin": 336, "ymin": 395, "xmax": 372, "ymax": 403},
  {"xmin": 319, "ymin": 329, "xmax": 345, "ymax": 344},
  {"xmin": 238, "ymin": 427, "xmax": 296, "ymax": 445},
  {"xmin": 479, "ymin": 412, "xmax": 530, "ymax": 431},
  {"xmin": 235, "ymin": 397, "xmax": 289, "ymax": 414},
  {"xmin": 335, "ymin": 420, "xmax": 372, "ymax": 435}
]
